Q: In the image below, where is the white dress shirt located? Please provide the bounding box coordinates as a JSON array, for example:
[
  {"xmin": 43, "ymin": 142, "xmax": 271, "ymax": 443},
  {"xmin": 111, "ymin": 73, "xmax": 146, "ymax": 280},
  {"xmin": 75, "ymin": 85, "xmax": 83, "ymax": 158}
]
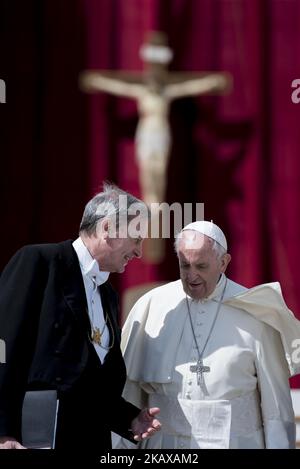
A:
[{"xmin": 72, "ymin": 237, "xmax": 110, "ymax": 363}]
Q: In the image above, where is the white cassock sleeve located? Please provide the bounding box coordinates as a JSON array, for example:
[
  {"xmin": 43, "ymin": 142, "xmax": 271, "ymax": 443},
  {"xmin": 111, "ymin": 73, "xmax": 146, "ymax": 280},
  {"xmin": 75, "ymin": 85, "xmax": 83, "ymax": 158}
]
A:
[{"xmin": 255, "ymin": 322, "xmax": 296, "ymax": 448}]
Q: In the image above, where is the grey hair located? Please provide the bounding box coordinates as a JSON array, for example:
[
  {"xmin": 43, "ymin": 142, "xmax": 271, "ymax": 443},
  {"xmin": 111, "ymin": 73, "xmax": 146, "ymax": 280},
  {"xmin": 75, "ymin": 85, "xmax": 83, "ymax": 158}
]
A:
[
  {"xmin": 174, "ymin": 231, "xmax": 227, "ymax": 259},
  {"xmin": 79, "ymin": 182, "xmax": 148, "ymax": 236}
]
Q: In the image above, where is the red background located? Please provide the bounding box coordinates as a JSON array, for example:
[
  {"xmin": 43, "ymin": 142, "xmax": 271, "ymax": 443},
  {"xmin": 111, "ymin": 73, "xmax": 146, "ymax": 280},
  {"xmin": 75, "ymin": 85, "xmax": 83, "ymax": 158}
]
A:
[{"xmin": 1, "ymin": 0, "xmax": 300, "ymax": 386}]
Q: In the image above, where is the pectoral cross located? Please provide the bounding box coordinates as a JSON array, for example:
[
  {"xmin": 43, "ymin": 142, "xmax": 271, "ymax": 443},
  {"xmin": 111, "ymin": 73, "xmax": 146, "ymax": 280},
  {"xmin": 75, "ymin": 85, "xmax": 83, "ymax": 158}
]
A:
[{"xmin": 190, "ymin": 359, "xmax": 210, "ymax": 386}]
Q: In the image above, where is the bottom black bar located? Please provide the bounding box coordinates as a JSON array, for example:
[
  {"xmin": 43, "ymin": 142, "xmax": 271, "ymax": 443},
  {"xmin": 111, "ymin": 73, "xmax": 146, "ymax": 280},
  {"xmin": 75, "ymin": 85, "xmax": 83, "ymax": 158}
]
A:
[{"xmin": 0, "ymin": 449, "xmax": 296, "ymax": 468}]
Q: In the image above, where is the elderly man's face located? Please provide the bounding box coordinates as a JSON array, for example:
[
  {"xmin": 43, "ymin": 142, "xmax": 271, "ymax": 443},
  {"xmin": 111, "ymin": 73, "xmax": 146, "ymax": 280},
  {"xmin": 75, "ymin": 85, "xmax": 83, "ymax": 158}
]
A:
[
  {"xmin": 178, "ymin": 231, "xmax": 231, "ymax": 300},
  {"xmin": 102, "ymin": 235, "xmax": 143, "ymax": 273},
  {"xmin": 89, "ymin": 218, "xmax": 146, "ymax": 273}
]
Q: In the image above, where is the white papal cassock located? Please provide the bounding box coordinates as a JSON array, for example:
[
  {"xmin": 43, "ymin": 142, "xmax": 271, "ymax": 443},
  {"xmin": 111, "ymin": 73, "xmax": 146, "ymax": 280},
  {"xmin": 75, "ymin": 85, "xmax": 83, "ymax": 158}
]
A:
[{"xmin": 113, "ymin": 274, "xmax": 300, "ymax": 449}]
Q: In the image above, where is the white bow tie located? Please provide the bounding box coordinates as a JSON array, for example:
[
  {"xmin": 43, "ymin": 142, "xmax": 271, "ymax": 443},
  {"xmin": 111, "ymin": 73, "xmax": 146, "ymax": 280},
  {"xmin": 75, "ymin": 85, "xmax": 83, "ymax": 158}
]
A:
[{"xmin": 85, "ymin": 260, "xmax": 109, "ymax": 286}]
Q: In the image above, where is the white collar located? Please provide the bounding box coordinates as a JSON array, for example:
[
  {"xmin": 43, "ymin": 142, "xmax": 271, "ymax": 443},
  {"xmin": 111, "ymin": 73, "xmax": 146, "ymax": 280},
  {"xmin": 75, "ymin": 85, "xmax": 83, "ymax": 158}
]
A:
[{"xmin": 72, "ymin": 237, "xmax": 110, "ymax": 286}]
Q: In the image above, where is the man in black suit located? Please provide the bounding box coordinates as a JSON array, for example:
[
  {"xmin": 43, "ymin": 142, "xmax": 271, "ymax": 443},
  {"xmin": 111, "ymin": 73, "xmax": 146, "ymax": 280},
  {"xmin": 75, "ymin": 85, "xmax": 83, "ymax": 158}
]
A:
[{"xmin": 0, "ymin": 183, "xmax": 160, "ymax": 449}]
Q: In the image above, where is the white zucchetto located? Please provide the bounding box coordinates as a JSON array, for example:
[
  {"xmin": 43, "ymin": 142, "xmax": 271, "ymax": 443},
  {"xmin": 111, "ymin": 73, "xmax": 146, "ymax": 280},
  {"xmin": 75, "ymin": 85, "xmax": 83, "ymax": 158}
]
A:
[{"xmin": 182, "ymin": 221, "xmax": 227, "ymax": 251}]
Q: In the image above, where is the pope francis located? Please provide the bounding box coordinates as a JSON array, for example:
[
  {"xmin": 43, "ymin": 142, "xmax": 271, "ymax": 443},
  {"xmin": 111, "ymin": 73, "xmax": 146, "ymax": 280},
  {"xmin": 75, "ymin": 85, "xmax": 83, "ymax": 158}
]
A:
[{"xmin": 114, "ymin": 221, "xmax": 300, "ymax": 449}]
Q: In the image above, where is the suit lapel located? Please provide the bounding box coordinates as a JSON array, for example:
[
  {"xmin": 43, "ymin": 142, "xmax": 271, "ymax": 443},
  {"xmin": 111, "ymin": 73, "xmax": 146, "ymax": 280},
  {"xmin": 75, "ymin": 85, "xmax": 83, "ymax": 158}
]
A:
[
  {"xmin": 58, "ymin": 241, "xmax": 91, "ymax": 336},
  {"xmin": 99, "ymin": 283, "xmax": 120, "ymax": 346}
]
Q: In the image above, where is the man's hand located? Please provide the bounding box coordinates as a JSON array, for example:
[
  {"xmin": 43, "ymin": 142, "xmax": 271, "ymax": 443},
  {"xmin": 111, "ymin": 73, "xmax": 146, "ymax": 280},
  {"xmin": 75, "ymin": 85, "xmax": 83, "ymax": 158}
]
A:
[
  {"xmin": 0, "ymin": 436, "xmax": 26, "ymax": 449},
  {"xmin": 130, "ymin": 407, "xmax": 161, "ymax": 441}
]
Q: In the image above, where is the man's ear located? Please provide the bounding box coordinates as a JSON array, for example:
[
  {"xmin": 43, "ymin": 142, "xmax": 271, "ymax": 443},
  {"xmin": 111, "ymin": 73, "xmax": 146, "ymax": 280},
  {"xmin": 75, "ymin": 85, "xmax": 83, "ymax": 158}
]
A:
[
  {"xmin": 221, "ymin": 253, "xmax": 231, "ymax": 272},
  {"xmin": 97, "ymin": 218, "xmax": 109, "ymax": 239}
]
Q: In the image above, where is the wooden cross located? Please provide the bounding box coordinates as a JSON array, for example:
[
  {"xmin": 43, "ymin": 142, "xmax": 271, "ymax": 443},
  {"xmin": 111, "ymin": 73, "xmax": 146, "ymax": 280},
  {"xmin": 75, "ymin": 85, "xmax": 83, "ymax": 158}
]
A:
[{"xmin": 190, "ymin": 358, "xmax": 210, "ymax": 386}]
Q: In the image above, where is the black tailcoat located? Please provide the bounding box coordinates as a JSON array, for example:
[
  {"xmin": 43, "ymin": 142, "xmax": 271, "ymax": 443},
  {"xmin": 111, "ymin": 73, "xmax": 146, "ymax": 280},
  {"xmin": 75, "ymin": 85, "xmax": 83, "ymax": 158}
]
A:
[{"xmin": 0, "ymin": 240, "xmax": 139, "ymax": 448}]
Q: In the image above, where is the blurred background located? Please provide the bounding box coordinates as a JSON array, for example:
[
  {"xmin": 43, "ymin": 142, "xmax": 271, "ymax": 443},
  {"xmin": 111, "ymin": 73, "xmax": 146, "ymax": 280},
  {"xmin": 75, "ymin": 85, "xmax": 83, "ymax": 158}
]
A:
[{"xmin": 1, "ymin": 0, "xmax": 300, "ymax": 390}]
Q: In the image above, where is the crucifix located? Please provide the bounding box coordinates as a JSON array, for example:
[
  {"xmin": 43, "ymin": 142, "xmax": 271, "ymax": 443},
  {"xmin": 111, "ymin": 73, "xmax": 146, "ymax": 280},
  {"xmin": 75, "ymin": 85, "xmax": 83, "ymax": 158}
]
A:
[
  {"xmin": 190, "ymin": 358, "xmax": 210, "ymax": 386},
  {"xmin": 80, "ymin": 31, "xmax": 231, "ymax": 206},
  {"xmin": 80, "ymin": 31, "xmax": 231, "ymax": 262}
]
